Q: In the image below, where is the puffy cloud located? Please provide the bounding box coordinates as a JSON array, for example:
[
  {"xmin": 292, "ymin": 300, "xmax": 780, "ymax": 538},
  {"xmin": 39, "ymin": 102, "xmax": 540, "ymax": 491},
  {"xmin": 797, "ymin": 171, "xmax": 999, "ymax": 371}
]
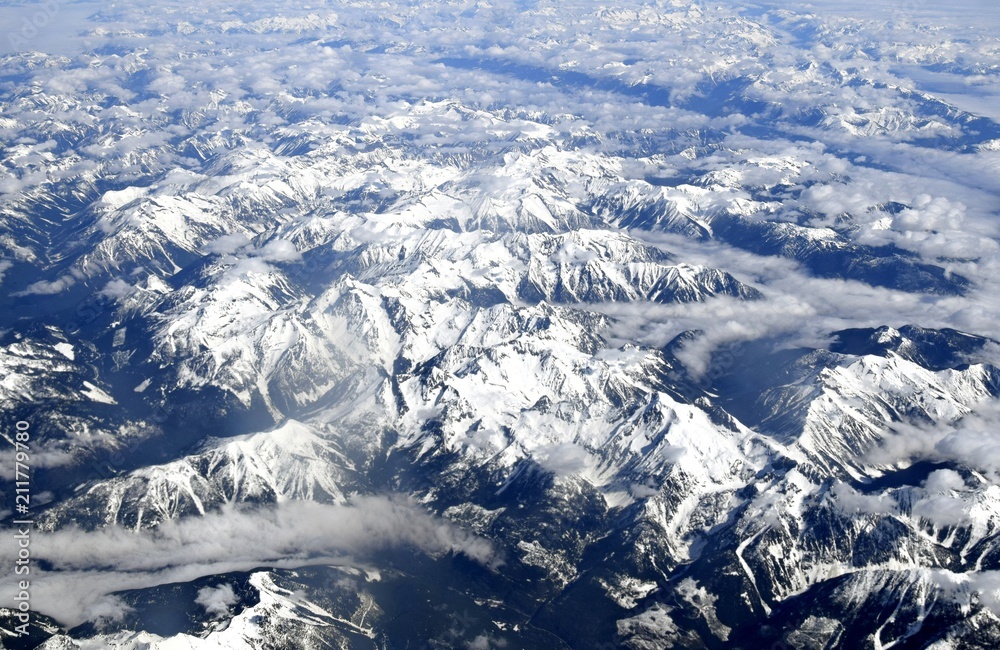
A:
[
  {"xmin": 830, "ymin": 481, "xmax": 898, "ymax": 516},
  {"xmin": 970, "ymin": 571, "xmax": 1000, "ymax": 615},
  {"xmin": 100, "ymin": 278, "xmax": 134, "ymax": 300},
  {"xmin": 936, "ymin": 424, "xmax": 1000, "ymax": 477},
  {"xmin": 867, "ymin": 401, "xmax": 1000, "ymax": 479},
  {"xmin": 912, "ymin": 493, "xmax": 970, "ymax": 527},
  {"xmin": 255, "ymin": 239, "xmax": 302, "ymax": 263},
  {"xmin": 0, "ymin": 448, "xmax": 75, "ymax": 480},
  {"xmin": 892, "ymin": 195, "xmax": 966, "ymax": 233},
  {"xmin": 932, "ymin": 569, "xmax": 1000, "ymax": 617},
  {"xmin": 923, "ymin": 468, "xmax": 966, "ymax": 494},
  {"xmin": 195, "ymin": 583, "xmax": 238, "ymax": 617},
  {"xmin": 468, "ymin": 634, "xmax": 508, "ymax": 650},
  {"xmin": 594, "ymin": 291, "xmax": 823, "ymax": 378},
  {"xmin": 535, "ymin": 442, "xmax": 594, "ymax": 477},
  {"xmin": 204, "ymin": 233, "xmax": 252, "ymax": 255},
  {"xmin": 629, "ymin": 480, "xmax": 660, "ymax": 499},
  {"xmin": 224, "ymin": 256, "xmax": 276, "ymax": 278},
  {"xmin": 82, "ymin": 596, "xmax": 133, "ymax": 630},
  {"xmin": 15, "ymin": 275, "xmax": 75, "ymax": 296}
]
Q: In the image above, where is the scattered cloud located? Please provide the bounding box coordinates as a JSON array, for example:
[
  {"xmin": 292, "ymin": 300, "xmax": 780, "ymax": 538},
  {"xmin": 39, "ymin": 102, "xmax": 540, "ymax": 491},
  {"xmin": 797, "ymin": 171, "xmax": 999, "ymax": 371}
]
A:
[
  {"xmin": 830, "ymin": 482, "xmax": 898, "ymax": 516},
  {"xmin": 912, "ymin": 492, "xmax": 970, "ymax": 527},
  {"xmin": 923, "ymin": 468, "xmax": 967, "ymax": 494},
  {"xmin": 100, "ymin": 278, "xmax": 134, "ymax": 300},
  {"xmin": 468, "ymin": 634, "xmax": 508, "ymax": 650},
  {"xmin": 255, "ymin": 239, "xmax": 302, "ymax": 263},
  {"xmin": 82, "ymin": 596, "xmax": 133, "ymax": 631},
  {"xmin": 204, "ymin": 233, "xmax": 252, "ymax": 256},
  {"xmin": 535, "ymin": 442, "xmax": 594, "ymax": 477},
  {"xmin": 16, "ymin": 275, "xmax": 75, "ymax": 296},
  {"xmin": 196, "ymin": 583, "xmax": 238, "ymax": 617},
  {"xmin": 870, "ymin": 401, "xmax": 1000, "ymax": 478}
]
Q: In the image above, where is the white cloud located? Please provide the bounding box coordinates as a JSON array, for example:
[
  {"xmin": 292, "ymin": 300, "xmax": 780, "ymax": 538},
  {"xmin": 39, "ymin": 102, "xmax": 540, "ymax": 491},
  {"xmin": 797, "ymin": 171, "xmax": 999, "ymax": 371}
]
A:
[
  {"xmin": 867, "ymin": 401, "xmax": 1000, "ymax": 480},
  {"xmin": 970, "ymin": 571, "xmax": 1000, "ymax": 616},
  {"xmin": 535, "ymin": 442, "xmax": 593, "ymax": 477},
  {"xmin": 830, "ymin": 481, "xmax": 898, "ymax": 516},
  {"xmin": 255, "ymin": 239, "xmax": 302, "ymax": 263},
  {"xmin": 100, "ymin": 278, "xmax": 133, "ymax": 300},
  {"xmin": 16, "ymin": 275, "xmax": 75, "ymax": 296},
  {"xmin": 82, "ymin": 595, "xmax": 133, "ymax": 630},
  {"xmin": 468, "ymin": 634, "xmax": 508, "ymax": 650},
  {"xmin": 923, "ymin": 468, "xmax": 966, "ymax": 494},
  {"xmin": 912, "ymin": 493, "xmax": 970, "ymax": 527},
  {"xmin": 0, "ymin": 496, "xmax": 495, "ymax": 627},
  {"xmin": 892, "ymin": 195, "xmax": 966, "ymax": 233},
  {"xmin": 592, "ymin": 291, "xmax": 823, "ymax": 378},
  {"xmin": 204, "ymin": 233, "xmax": 251, "ymax": 256},
  {"xmin": 195, "ymin": 583, "xmax": 238, "ymax": 617}
]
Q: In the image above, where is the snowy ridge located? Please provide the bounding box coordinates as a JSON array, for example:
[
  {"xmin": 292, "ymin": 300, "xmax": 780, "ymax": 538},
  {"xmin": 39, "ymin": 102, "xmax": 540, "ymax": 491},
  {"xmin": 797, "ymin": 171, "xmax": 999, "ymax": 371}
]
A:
[{"xmin": 38, "ymin": 420, "xmax": 353, "ymax": 531}]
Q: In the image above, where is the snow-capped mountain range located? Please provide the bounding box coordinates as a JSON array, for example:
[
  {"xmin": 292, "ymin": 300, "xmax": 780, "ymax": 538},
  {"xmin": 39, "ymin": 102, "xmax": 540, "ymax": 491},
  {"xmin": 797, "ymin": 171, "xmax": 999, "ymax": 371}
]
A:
[{"xmin": 2, "ymin": 0, "xmax": 1000, "ymax": 648}]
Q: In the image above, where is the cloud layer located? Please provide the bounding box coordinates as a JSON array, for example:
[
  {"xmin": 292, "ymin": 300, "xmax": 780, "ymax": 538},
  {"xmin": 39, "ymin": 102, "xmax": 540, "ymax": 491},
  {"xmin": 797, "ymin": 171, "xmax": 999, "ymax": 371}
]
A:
[{"xmin": 0, "ymin": 496, "xmax": 495, "ymax": 627}]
